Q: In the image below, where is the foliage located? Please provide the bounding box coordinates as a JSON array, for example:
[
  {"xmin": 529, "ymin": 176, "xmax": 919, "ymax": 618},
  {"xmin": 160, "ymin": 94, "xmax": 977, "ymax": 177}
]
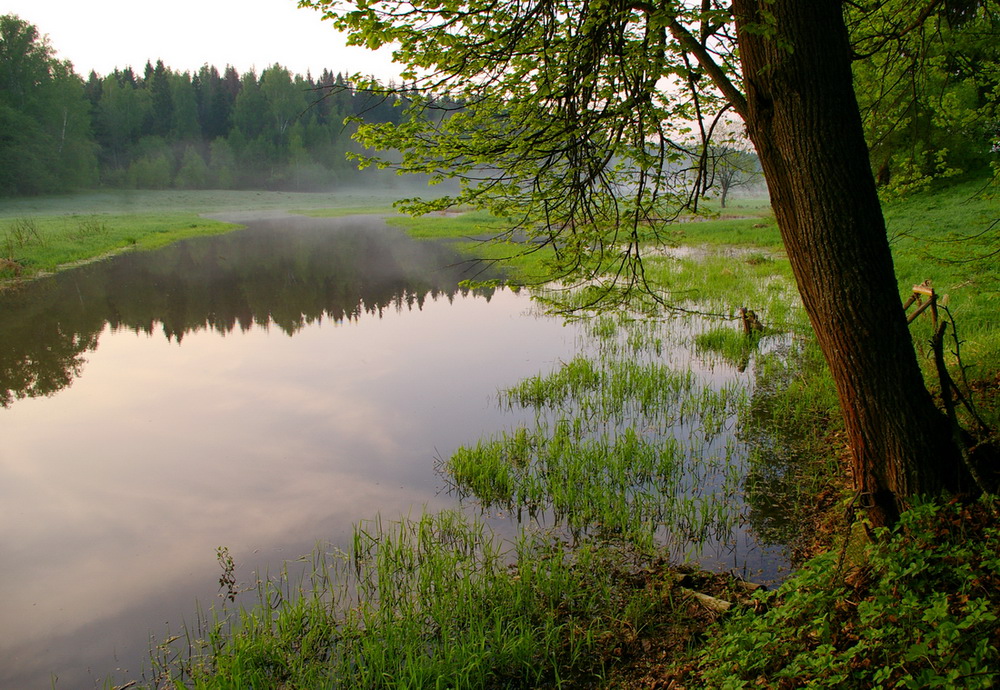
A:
[
  {"xmin": 174, "ymin": 146, "xmax": 211, "ymax": 189},
  {"xmin": 302, "ymin": 0, "xmax": 750, "ymax": 304},
  {"xmin": 87, "ymin": 61, "xmax": 406, "ymax": 191},
  {"xmin": 697, "ymin": 123, "xmax": 764, "ymax": 208},
  {"xmin": 696, "ymin": 497, "xmax": 1000, "ymax": 689},
  {"xmin": 850, "ymin": 1, "xmax": 1000, "ymax": 193},
  {"xmin": 0, "ymin": 13, "xmax": 419, "ymax": 195},
  {"xmin": 0, "ymin": 15, "xmax": 98, "ymax": 195},
  {"xmin": 703, "ymin": 145, "xmax": 762, "ymax": 208}
]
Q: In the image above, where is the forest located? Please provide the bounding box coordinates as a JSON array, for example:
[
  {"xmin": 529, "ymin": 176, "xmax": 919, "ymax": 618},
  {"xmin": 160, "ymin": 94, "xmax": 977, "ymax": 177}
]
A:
[
  {"xmin": 0, "ymin": 13, "xmax": 416, "ymax": 197},
  {"xmin": 3, "ymin": 9, "xmax": 996, "ymax": 201}
]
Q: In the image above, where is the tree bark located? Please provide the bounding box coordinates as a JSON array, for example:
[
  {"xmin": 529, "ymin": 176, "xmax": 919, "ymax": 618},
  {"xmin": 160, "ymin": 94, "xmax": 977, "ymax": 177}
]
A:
[{"xmin": 731, "ymin": 0, "xmax": 969, "ymax": 526}]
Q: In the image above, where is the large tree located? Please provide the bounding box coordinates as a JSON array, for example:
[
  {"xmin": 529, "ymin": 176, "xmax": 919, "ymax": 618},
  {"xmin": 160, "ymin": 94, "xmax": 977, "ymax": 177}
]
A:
[
  {"xmin": 0, "ymin": 14, "xmax": 97, "ymax": 195},
  {"xmin": 303, "ymin": 0, "xmax": 995, "ymax": 525}
]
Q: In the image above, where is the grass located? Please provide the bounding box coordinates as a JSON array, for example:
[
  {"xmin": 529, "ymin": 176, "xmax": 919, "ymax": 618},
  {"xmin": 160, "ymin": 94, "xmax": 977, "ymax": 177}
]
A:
[
  {"xmin": 0, "ymin": 189, "xmax": 417, "ymax": 282},
  {"xmin": 442, "ymin": 300, "xmax": 757, "ymax": 555},
  {"xmin": 292, "ymin": 205, "xmax": 398, "ymax": 217},
  {"xmin": 884, "ymin": 178, "xmax": 1000, "ymax": 375},
  {"xmin": 694, "ymin": 326, "xmax": 762, "ymax": 369},
  {"xmin": 387, "ymin": 209, "xmax": 502, "ymax": 239},
  {"xmin": 141, "ymin": 282, "xmax": 781, "ymax": 688},
  {"xmin": 387, "ymin": 210, "xmax": 556, "ymax": 285},
  {"xmin": 133, "ymin": 270, "xmax": 777, "ymax": 687},
  {"xmin": 149, "ymin": 511, "xmax": 696, "ymax": 689},
  {"xmin": 0, "ymin": 213, "xmax": 235, "ymax": 279}
]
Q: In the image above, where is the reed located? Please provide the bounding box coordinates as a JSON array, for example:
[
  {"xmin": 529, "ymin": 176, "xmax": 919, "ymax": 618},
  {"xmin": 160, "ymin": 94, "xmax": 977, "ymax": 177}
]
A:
[
  {"xmin": 149, "ymin": 511, "xmax": 679, "ymax": 688},
  {"xmin": 446, "ymin": 314, "xmax": 752, "ymax": 556}
]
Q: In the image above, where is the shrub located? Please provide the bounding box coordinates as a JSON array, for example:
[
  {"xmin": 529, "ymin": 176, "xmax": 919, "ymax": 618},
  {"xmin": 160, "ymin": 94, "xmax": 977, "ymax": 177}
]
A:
[{"xmin": 697, "ymin": 497, "xmax": 1000, "ymax": 688}]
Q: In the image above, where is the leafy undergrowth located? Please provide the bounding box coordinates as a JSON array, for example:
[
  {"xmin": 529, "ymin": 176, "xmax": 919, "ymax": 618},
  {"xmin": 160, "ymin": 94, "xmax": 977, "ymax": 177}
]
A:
[{"xmin": 648, "ymin": 497, "xmax": 1000, "ymax": 689}]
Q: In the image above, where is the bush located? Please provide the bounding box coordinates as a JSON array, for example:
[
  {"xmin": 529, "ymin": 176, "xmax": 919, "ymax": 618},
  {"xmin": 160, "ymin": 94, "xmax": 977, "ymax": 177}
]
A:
[{"xmin": 697, "ymin": 497, "xmax": 1000, "ymax": 688}]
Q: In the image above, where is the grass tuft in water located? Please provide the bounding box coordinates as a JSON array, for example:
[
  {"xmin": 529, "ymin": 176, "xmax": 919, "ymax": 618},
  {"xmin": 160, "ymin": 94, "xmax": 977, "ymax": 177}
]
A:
[
  {"xmin": 149, "ymin": 511, "xmax": 680, "ymax": 689},
  {"xmin": 694, "ymin": 325, "xmax": 762, "ymax": 370},
  {"xmin": 445, "ymin": 315, "xmax": 751, "ymax": 556}
]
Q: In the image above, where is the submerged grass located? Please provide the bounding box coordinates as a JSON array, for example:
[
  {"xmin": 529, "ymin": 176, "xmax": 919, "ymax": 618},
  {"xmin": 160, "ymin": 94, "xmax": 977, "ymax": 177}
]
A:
[
  {"xmin": 441, "ymin": 307, "xmax": 754, "ymax": 554},
  {"xmin": 694, "ymin": 326, "xmax": 762, "ymax": 370}
]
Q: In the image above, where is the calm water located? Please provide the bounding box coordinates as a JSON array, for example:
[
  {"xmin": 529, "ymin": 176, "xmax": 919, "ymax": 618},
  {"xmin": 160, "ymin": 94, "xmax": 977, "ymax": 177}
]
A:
[
  {"xmin": 0, "ymin": 213, "xmax": 789, "ymax": 688},
  {"xmin": 0, "ymin": 214, "xmax": 588, "ymax": 688}
]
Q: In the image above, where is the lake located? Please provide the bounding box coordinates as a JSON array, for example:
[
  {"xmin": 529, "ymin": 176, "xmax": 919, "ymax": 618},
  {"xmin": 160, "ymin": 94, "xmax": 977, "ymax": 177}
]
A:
[{"xmin": 0, "ymin": 212, "xmax": 789, "ymax": 688}]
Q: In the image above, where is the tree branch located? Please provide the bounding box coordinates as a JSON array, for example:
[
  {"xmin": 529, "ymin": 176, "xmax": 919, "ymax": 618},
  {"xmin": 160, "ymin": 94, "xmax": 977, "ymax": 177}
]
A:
[{"xmin": 666, "ymin": 16, "xmax": 748, "ymax": 118}]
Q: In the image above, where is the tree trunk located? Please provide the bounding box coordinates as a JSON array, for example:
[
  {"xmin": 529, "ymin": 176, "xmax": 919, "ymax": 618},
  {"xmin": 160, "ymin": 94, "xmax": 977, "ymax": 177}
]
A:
[{"xmin": 731, "ymin": 0, "xmax": 969, "ymax": 526}]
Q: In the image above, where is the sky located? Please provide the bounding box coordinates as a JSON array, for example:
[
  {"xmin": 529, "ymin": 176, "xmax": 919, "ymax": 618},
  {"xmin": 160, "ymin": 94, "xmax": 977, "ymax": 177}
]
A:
[{"xmin": 4, "ymin": 0, "xmax": 401, "ymax": 81}]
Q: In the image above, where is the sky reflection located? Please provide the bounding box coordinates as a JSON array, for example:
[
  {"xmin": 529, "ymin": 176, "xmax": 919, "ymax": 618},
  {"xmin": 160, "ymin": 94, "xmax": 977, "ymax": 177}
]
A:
[{"xmin": 0, "ymin": 217, "xmax": 583, "ymax": 688}]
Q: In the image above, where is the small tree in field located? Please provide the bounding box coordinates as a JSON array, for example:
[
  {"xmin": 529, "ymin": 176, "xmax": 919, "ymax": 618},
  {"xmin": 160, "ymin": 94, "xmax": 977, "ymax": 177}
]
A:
[
  {"xmin": 703, "ymin": 144, "xmax": 760, "ymax": 208},
  {"xmin": 694, "ymin": 122, "xmax": 761, "ymax": 208}
]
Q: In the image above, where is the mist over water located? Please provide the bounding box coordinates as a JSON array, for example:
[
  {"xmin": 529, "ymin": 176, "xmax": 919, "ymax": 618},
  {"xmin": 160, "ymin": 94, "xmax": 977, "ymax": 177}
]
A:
[
  {"xmin": 0, "ymin": 211, "xmax": 790, "ymax": 688},
  {"xmin": 0, "ymin": 213, "xmax": 586, "ymax": 688}
]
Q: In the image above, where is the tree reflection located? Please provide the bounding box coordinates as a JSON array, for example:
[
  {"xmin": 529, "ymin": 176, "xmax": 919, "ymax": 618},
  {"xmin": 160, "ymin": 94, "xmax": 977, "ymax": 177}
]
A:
[
  {"xmin": 0, "ymin": 215, "xmax": 499, "ymax": 406},
  {"xmin": 739, "ymin": 339, "xmax": 838, "ymax": 557}
]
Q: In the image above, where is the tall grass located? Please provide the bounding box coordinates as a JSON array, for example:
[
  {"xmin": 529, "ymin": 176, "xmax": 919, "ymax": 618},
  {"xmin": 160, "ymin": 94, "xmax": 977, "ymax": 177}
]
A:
[{"xmin": 150, "ymin": 511, "xmax": 677, "ymax": 689}]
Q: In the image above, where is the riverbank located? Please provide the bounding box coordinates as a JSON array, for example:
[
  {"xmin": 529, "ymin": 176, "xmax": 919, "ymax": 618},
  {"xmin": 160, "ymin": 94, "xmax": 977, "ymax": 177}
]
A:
[
  {"xmin": 0, "ymin": 189, "xmax": 403, "ymax": 285},
  {"xmin": 146, "ymin": 181, "xmax": 995, "ymax": 687}
]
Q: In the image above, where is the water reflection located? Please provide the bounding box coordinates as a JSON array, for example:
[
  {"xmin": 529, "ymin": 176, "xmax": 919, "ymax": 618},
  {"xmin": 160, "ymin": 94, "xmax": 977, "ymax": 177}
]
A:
[
  {"xmin": 0, "ymin": 214, "xmax": 496, "ymax": 407},
  {"xmin": 0, "ymin": 214, "xmax": 583, "ymax": 688},
  {"xmin": 0, "ymin": 213, "xmax": 794, "ymax": 688}
]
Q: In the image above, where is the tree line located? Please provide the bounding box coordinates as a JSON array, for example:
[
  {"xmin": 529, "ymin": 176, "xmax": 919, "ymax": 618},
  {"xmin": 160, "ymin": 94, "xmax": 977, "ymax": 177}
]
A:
[
  {"xmin": 0, "ymin": 13, "xmax": 419, "ymax": 197},
  {"xmin": 0, "ymin": 217, "xmax": 496, "ymax": 406}
]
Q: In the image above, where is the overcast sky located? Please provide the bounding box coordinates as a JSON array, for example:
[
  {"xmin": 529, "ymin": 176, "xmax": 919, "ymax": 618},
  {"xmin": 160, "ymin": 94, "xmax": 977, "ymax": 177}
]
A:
[{"xmin": 4, "ymin": 0, "xmax": 400, "ymax": 81}]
